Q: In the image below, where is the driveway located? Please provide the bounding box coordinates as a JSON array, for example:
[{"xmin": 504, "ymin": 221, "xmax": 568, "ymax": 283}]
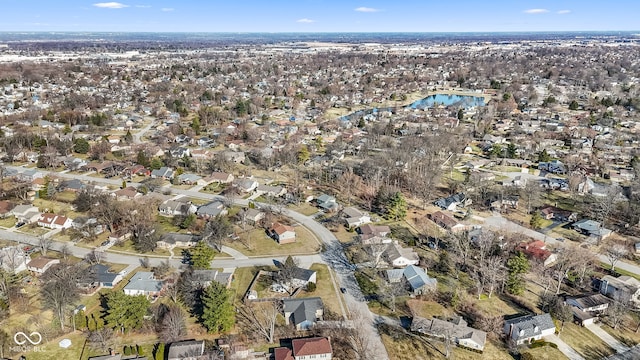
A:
[
  {"xmin": 585, "ymin": 323, "xmax": 630, "ymax": 353},
  {"xmin": 545, "ymin": 334, "xmax": 585, "ymax": 360}
]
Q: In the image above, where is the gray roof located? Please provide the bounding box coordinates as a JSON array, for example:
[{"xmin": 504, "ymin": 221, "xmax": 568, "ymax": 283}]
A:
[
  {"xmin": 567, "ymin": 293, "xmax": 610, "ymax": 310},
  {"xmin": 504, "ymin": 313, "xmax": 555, "ymax": 341},
  {"xmin": 93, "ymin": 264, "xmax": 119, "ymax": 285},
  {"xmin": 177, "ymin": 173, "xmax": 202, "ymax": 183},
  {"xmin": 404, "ymin": 265, "xmax": 437, "ymax": 291},
  {"xmin": 123, "ymin": 272, "xmax": 163, "ymax": 293},
  {"xmin": 411, "ymin": 316, "xmax": 486, "ymax": 350},
  {"xmin": 316, "ymin": 194, "xmax": 335, "ymax": 204},
  {"xmin": 196, "ymin": 201, "xmax": 225, "ymax": 217},
  {"xmin": 283, "ymin": 297, "xmax": 323, "ymax": 327},
  {"xmin": 167, "ymin": 340, "xmax": 205, "ymax": 360},
  {"xmin": 192, "ymin": 269, "xmax": 233, "ymax": 287},
  {"xmin": 160, "ymin": 233, "xmax": 200, "ymax": 245},
  {"xmin": 291, "ymin": 267, "xmax": 316, "ymax": 282}
]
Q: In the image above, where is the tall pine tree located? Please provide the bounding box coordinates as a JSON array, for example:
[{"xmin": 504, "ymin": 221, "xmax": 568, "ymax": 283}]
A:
[{"xmin": 200, "ymin": 281, "xmax": 234, "ymax": 333}]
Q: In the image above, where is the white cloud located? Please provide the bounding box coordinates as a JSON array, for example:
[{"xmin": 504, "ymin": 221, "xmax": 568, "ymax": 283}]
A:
[
  {"xmin": 161, "ymin": 7, "xmax": 174, "ymax": 12},
  {"xmin": 296, "ymin": 18, "xmax": 316, "ymax": 23},
  {"xmin": 135, "ymin": 5, "xmax": 151, "ymax": 8},
  {"xmin": 524, "ymin": 8, "xmax": 549, "ymax": 14},
  {"xmin": 557, "ymin": 10, "xmax": 571, "ymax": 14},
  {"xmin": 93, "ymin": 2, "xmax": 129, "ymax": 9},
  {"xmin": 355, "ymin": 7, "xmax": 380, "ymax": 13}
]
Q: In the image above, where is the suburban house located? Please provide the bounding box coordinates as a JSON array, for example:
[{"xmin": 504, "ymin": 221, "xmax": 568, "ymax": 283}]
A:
[
  {"xmin": 196, "ymin": 200, "xmax": 227, "ymax": 218},
  {"xmin": 434, "ymin": 193, "xmax": 471, "ymax": 211},
  {"xmin": 288, "ymin": 266, "xmax": 317, "ymax": 289},
  {"xmin": 113, "ymin": 187, "xmax": 140, "ymax": 201},
  {"xmin": 37, "ymin": 213, "xmax": 73, "ymax": 229},
  {"xmin": 539, "ymin": 206, "xmax": 577, "ymax": 222},
  {"xmin": 72, "ymin": 217, "xmax": 104, "ymax": 237},
  {"xmin": 257, "ymin": 184, "xmax": 287, "ymax": 197},
  {"xmin": 383, "ymin": 242, "xmax": 420, "ymax": 268},
  {"xmin": 207, "ymin": 171, "xmax": 234, "ymax": 184},
  {"xmin": 566, "ymin": 293, "xmax": 610, "ymax": 326},
  {"xmin": 599, "ymin": 275, "xmax": 640, "ymax": 305},
  {"xmin": 490, "ymin": 196, "xmax": 520, "ymax": 211},
  {"xmin": 341, "ymin": 207, "xmax": 371, "ymax": 228},
  {"xmin": 166, "ymin": 340, "xmax": 205, "ymax": 360},
  {"xmin": 177, "ymin": 173, "xmax": 204, "ymax": 185},
  {"xmin": 516, "ymin": 240, "xmax": 557, "ymax": 267},
  {"xmin": 0, "ymin": 246, "xmax": 28, "ymax": 273},
  {"xmin": 386, "ymin": 265, "xmax": 437, "ymax": 295},
  {"xmin": 270, "ymin": 222, "xmax": 296, "ymax": 244},
  {"xmin": 238, "ymin": 208, "xmax": 265, "ymax": 226},
  {"xmin": 358, "ymin": 224, "xmax": 392, "ymax": 245},
  {"xmin": 274, "ymin": 337, "xmax": 332, "ymax": 360},
  {"xmin": 191, "ymin": 269, "xmax": 234, "ymax": 289},
  {"xmin": 503, "ymin": 313, "xmax": 556, "ymax": 345},
  {"xmin": 233, "ymin": 178, "xmax": 259, "ymax": 193},
  {"xmin": 573, "ymin": 219, "xmax": 613, "ymax": 241},
  {"xmin": 428, "ymin": 211, "xmax": 467, "ymax": 233},
  {"xmin": 150, "ymin": 166, "xmax": 174, "ymax": 180},
  {"xmin": 158, "ymin": 198, "xmax": 197, "ymax": 217},
  {"xmin": 26, "ymin": 256, "xmax": 60, "ymax": 275},
  {"xmin": 92, "ymin": 264, "xmax": 124, "ymax": 288},
  {"xmin": 123, "ymin": 271, "xmax": 164, "ymax": 297},
  {"xmin": 282, "ymin": 297, "xmax": 324, "ymax": 330},
  {"xmin": 58, "ymin": 179, "xmax": 85, "ymax": 192},
  {"xmin": 157, "ymin": 233, "xmax": 201, "ymax": 249},
  {"xmin": 11, "ymin": 204, "xmax": 41, "ymax": 224},
  {"xmin": 411, "ymin": 316, "xmax": 487, "ymax": 352},
  {"xmin": 315, "ymin": 194, "xmax": 339, "ymax": 212}
]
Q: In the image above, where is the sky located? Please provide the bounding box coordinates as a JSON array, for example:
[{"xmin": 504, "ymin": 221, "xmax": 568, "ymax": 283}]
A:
[{"xmin": 1, "ymin": 0, "xmax": 639, "ymax": 33}]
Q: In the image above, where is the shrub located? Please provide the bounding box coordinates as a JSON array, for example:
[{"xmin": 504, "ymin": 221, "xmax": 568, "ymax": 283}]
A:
[{"xmin": 306, "ymin": 282, "xmax": 317, "ymax": 292}]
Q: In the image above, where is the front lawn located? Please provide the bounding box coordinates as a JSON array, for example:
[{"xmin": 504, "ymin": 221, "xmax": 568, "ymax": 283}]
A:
[
  {"xmin": 228, "ymin": 226, "xmax": 321, "ymax": 256},
  {"xmin": 300, "ymin": 263, "xmax": 345, "ymax": 318},
  {"xmin": 558, "ymin": 322, "xmax": 615, "ymax": 359}
]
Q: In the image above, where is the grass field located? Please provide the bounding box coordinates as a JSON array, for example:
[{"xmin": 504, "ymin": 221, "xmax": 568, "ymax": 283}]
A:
[
  {"xmin": 229, "ymin": 225, "xmax": 321, "ymax": 256},
  {"xmin": 301, "ymin": 263, "xmax": 344, "ymax": 318},
  {"xmin": 521, "ymin": 345, "xmax": 569, "ymax": 360},
  {"xmin": 558, "ymin": 322, "xmax": 615, "ymax": 359},
  {"xmin": 0, "ymin": 216, "xmax": 17, "ymax": 228},
  {"xmin": 288, "ymin": 203, "xmax": 320, "ymax": 216}
]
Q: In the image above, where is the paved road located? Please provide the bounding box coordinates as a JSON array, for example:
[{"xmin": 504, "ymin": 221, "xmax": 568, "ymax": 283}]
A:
[
  {"xmin": 132, "ymin": 116, "xmax": 156, "ymax": 144},
  {"xmin": 585, "ymin": 323, "xmax": 630, "ymax": 353},
  {"xmin": 545, "ymin": 334, "xmax": 586, "ymax": 360},
  {"xmin": 3, "ymin": 165, "xmax": 389, "ymax": 358}
]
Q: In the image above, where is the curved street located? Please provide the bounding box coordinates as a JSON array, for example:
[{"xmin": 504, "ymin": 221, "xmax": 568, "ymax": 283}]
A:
[{"xmin": 2, "ymin": 165, "xmax": 390, "ymax": 359}]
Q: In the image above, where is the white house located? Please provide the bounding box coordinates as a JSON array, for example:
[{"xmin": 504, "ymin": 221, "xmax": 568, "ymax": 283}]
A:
[
  {"xmin": 37, "ymin": 213, "xmax": 72, "ymax": 229},
  {"xmin": 123, "ymin": 272, "xmax": 164, "ymax": 297},
  {"xmin": 26, "ymin": 257, "xmax": 60, "ymax": 275},
  {"xmin": 503, "ymin": 314, "xmax": 556, "ymax": 345}
]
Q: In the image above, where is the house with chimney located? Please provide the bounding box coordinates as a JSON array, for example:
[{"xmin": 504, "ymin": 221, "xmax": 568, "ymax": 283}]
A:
[
  {"xmin": 411, "ymin": 316, "xmax": 487, "ymax": 352},
  {"xmin": 270, "ymin": 222, "xmax": 296, "ymax": 244},
  {"xmin": 37, "ymin": 213, "xmax": 72, "ymax": 229},
  {"xmin": 516, "ymin": 240, "xmax": 557, "ymax": 267}
]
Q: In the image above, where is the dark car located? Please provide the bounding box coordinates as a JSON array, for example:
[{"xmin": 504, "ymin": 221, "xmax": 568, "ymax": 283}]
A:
[
  {"xmin": 100, "ymin": 240, "xmax": 110, "ymax": 247},
  {"xmin": 15, "ymin": 222, "xmax": 25, "ymax": 228},
  {"xmin": 340, "ymin": 287, "xmax": 347, "ymax": 294}
]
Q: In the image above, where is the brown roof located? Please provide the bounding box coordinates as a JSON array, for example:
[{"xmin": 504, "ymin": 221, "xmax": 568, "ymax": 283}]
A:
[
  {"xmin": 429, "ymin": 211, "xmax": 458, "ymax": 229},
  {"xmin": 27, "ymin": 257, "xmax": 57, "ymax": 270},
  {"xmin": 38, "ymin": 213, "xmax": 57, "ymax": 224},
  {"xmin": 272, "ymin": 222, "xmax": 295, "ymax": 235},
  {"xmin": 274, "ymin": 348, "xmax": 294, "ymax": 360},
  {"xmin": 292, "ymin": 337, "xmax": 332, "ymax": 356}
]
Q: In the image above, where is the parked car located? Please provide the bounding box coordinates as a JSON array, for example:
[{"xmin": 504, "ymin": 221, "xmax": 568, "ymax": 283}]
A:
[{"xmin": 340, "ymin": 287, "xmax": 347, "ymax": 294}]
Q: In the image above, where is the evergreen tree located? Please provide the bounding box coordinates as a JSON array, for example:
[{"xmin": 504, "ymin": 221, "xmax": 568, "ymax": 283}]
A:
[
  {"xmin": 103, "ymin": 292, "xmax": 150, "ymax": 333},
  {"xmin": 73, "ymin": 138, "xmax": 90, "ymax": 154},
  {"xmin": 150, "ymin": 157, "xmax": 164, "ymax": 170},
  {"xmin": 154, "ymin": 343, "xmax": 165, "ymax": 360},
  {"xmin": 435, "ymin": 250, "xmax": 452, "ymax": 274},
  {"xmin": 124, "ymin": 130, "xmax": 133, "ymax": 143},
  {"xmin": 538, "ymin": 149, "xmax": 551, "ymax": 163},
  {"xmin": 136, "ymin": 150, "xmax": 150, "ymax": 167},
  {"xmin": 387, "ymin": 192, "xmax": 407, "ymax": 221},
  {"xmin": 506, "ymin": 252, "xmax": 530, "ymax": 295},
  {"xmin": 188, "ymin": 241, "xmax": 216, "ymax": 269},
  {"xmin": 569, "ymin": 100, "xmax": 579, "ymax": 111},
  {"xmin": 457, "ymin": 108, "xmax": 464, "ymax": 121},
  {"xmin": 191, "ymin": 116, "xmax": 201, "ymax": 135},
  {"xmin": 506, "ymin": 143, "xmax": 517, "ymax": 159},
  {"xmin": 200, "ymin": 282, "xmax": 234, "ymax": 333},
  {"xmin": 297, "ymin": 145, "xmax": 310, "ymax": 165},
  {"xmin": 530, "ymin": 212, "xmax": 544, "ymax": 229}
]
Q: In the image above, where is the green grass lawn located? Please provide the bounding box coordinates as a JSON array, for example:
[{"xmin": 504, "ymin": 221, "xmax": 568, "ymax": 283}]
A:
[
  {"xmin": 0, "ymin": 216, "xmax": 17, "ymax": 228},
  {"xmin": 521, "ymin": 345, "xmax": 569, "ymax": 360},
  {"xmin": 406, "ymin": 299, "xmax": 450, "ymax": 319},
  {"xmin": 600, "ymin": 322, "xmax": 640, "ymax": 348},
  {"xmin": 228, "ymin": 225, "xmax": 321, "ymax": 256},
  {"xmin": 33, "ymin": 198, "xmax": 84, "ymax": 219},
  {"xmin": 287, "ymin": 203, "xmax": 320, "ymax": 216},
  {"xmin": 54, "ymin": 190, "xmax": 77, "ymax": 203},
  {"xmin": 301, "ymin": 263, "xmax": 345, "ymax": 318},
  {"xmin": 17, "ymin": 225, "xmax": 50, "ymax": 236},
  {"xmin": 109, "ymin": 240, "xmax": 171, "ymax": 257},
  {"xmin": 229, "ymin": 266, "xmax": 277, "ymax": 304},
  {"xmin": 558, "ymin": 322, "xmax": 615, "ymax": 360}
]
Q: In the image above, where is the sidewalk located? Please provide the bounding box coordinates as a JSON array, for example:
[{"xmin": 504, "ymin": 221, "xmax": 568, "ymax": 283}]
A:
[
  {"xmin": 545, "ymin": 335, "xmax": 585, "ymax": 360},
  {"xmin": 585, "ymin": 324, "xmax": 630, "ymax": 353},
  {"xmin": 221, "ymin": 245, "xmax": 249, "ymax": 260}
]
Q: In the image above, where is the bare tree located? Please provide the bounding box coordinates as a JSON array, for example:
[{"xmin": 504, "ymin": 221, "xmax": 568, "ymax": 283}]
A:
[
  {"xmin": 85, "ymin": 249, "xmax": 105, "ymax": 265},
  {"xmin": 603, "ymin": 242, "xmax": 629, "ymax": 272},
  {"xmin": 347, "ymin": 308, "xmax": 375, "ymax": 360},
  {"xmin": 607, "ymin": 297, "xmax": 630, "ymax": 330},
  {"xmin": 552, "ymin": 248, "xmax": 579, "ymax": 294},
  {"xmin": 87, "ymin": 327, "xmax": 114, "ymax": 352},
  {"xmin": 381, "ymin": 280, "xmax": 406, "ymax": 313},
  {"xmin": 38, "ymin": 235, "xmax": 53, "ymax": 256},
  {"xmin": 365, "ymin": 243, "xmax": 389, "ymax": 269},
  {"xmin": 59, "ymin": 243, "xmax": 71, "ymax": 261},
  {"xmin": 237, "ymin": 301, "xmax": 281, "ymax": 344},
  {"xmin": 158, "ymin": 304, "xmax": 187, "ymax": 343}
]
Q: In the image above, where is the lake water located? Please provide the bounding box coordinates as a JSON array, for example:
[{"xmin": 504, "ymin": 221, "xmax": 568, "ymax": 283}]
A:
[{"xmin": 339, "ymin": 93, "xmax": 485, "ymax": 122}]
